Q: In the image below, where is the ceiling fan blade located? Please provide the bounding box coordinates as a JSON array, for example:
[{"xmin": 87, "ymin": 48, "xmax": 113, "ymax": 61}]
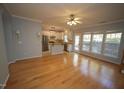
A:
[
  {"xmin": 66, "ymin": 14, "xmax": 82, "ymax": 25},
  {"xmin": 74, "ymin": 18, "xmax": 80, "ymax": 21},
  {"xmin": 75, "ymin": 20, "xmax": 82, "ymax": 24}
]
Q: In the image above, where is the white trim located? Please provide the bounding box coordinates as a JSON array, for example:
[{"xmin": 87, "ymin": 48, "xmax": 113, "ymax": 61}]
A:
[
  {"xmin": 78, "ymin": 19, "xmax": 124, "ymax": 30},
  {"xmin": 2, "ymin": 4, "xmax": 12, "ymax": 15},
  {"xmin": 8, "ymin": 60, "xmax": 16, "ymax": 65},
  {"xmin": 8, "ymin": 55, "xmax": 42, "ymax": 65},
  {"xmin": 5, "ymin": 56, "xmax": 42, "ymax": 89},
  {"xmin": 12, "ymin": 15, "xmax": 42, "ymax": 23},
  {"xmin": 77, "ymin": 29, "xmax": 123, "ymax": 65},
  {"xmin": 16, "ymin": 55, "xmax": 42, "ymax": 61},
  {"xmin": 0, "ymin": 74, "xmax": 10, "ymax": 89},
  {"xmin": 79, "ymin": 52, "xmax": 120, "ymax": 65}
]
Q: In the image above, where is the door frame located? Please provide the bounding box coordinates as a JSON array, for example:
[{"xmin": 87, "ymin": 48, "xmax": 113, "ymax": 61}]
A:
[{"xmin": 73, "ymin": 34, "xmax": 81, "ymax": 53}]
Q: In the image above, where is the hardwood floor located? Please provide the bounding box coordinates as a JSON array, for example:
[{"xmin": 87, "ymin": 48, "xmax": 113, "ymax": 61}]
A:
[{"xmin": 5, "ymin": 52, "xmax": 124, "ymax": 89}]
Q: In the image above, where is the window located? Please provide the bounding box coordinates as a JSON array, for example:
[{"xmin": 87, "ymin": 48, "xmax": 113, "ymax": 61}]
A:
[
  {"xmin": 64, "ymin": 35, "xmax": 68, "ymax": 42},
  {"xmin": 103, "ymin": 33, "xmax": 122, "ymax": 58},
  {"xmin": 82, "ymin": 34, "xmax": 91, "ymax": 51},
  {"xmin": 74, "ymin": 35, "xmax": 80, "ymax": 51},
  {"xmin": 91, "ymin": 34, "xmax": 103, "ymax": 54}
]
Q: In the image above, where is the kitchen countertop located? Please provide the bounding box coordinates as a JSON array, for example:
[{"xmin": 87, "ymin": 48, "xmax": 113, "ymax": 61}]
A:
[
  {"xmin": 49, "ymin": 42, "xmax": 73, "ymax": 44},
  {"xmin": 49, "ymin": 42, "xmax": 64, "ymax": 45}
]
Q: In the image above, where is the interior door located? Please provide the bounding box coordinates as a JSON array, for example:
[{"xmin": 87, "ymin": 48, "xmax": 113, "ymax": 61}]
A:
[{"xmin": 74, "ymin": 35, "xmax": 80, "ymax": 52}]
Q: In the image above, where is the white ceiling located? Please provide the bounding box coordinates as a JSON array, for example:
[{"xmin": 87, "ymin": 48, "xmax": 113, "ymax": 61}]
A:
[{"xmin": 4, "ymin": 3, "xmax": 124, "ymax": 31}]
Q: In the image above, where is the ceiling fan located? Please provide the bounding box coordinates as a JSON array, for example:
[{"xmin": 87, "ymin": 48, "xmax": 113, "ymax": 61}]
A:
[{"xmin": 67, "ymin": 14, "xmax": 81, "ymax": 26}]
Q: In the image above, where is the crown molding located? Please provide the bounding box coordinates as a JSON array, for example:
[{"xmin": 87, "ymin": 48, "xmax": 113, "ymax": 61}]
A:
[
  {"xmin": 79, "ymin": 19, "xmax": 124, "ymax": 29},
  {"xmin": 12, "ymin": 15, "xmax": 42, "ymax": 23},
  {"xmin": 2, "ymin": 4, "xmax": 12, "ymax": 15}
]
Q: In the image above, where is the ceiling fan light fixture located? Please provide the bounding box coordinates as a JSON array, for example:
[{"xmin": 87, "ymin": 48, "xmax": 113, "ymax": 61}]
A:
[{"xmin": 67, "ymin": 14, "xmax": 81, "ymax": 26}]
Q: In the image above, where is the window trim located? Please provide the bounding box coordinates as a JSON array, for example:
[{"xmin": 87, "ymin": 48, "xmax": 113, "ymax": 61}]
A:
[
  {"xmin": 81, "ymin": 31, "xmax": 123, "ymax": 58},
  {"xmin": 91, "ymin": 33, "xmax": 104, "ymax": 54},
  {"xmin": 82, "ymin": 34, "xmax": 92, "ymax": 52},
  {"xmin": 103, "ymin": 32, "xmax": 122, "ymax": 58}
]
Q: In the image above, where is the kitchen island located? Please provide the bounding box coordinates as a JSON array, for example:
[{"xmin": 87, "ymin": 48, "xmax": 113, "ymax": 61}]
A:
[{"xmin": 49, "ymin": 43, "xmax": 64, "ymax": 55}]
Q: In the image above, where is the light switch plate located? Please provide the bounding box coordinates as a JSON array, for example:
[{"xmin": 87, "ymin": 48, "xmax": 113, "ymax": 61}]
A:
[
  {"xmin": 18, "ymin": 41, "xmax": 22, "ymax": 44},
  {"xmin": 121, "ymin": 69, "xmax": 124, "ymax": 74}
]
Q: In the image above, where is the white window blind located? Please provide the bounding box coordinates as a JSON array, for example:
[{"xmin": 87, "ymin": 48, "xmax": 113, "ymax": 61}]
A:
[
  {"xmin": 91, "ymin": 34, "xmax": 103, "ymax": 54},
  {"xmin": 103, "ymin": 33, "xmax": 122, "ymax": 58},
  {"xmin": 82, "ymin": 34, "xmax": 91, "ymax": 52}
]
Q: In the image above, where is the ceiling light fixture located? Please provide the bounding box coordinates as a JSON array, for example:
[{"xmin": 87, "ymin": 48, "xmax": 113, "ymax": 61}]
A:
[{"xmin": 67, "ymin": 14, "xmax": 81, "ymax": 26}]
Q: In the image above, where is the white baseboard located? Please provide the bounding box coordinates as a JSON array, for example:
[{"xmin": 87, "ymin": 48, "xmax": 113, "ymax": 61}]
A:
[
  {"xmin": 5, "ymin": 55, "xmax": 42, "ymax": 89},
  {"xmin": 8, "ymin": 55, "xmax": 42, "ymax": 65},
  {"xmin": 8, "ymin": 60, "xmax": 16, "ymax": 65},
  {"xmin": 0, "ymin": 74, "xmax": 10, "ymax": 89},
  {"xmin": 15, "ymin": 55, "xmax": 42, "ymax": 61},
  {"xmin": 78, "ymin": 52, "xmax": 121, "ymax": 65}
]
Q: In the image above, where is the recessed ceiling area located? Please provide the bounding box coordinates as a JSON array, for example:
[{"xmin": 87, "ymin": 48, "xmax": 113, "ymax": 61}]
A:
[{"xmin": 4, "ymin": 3, "xmax": 124, "ymax": 30}]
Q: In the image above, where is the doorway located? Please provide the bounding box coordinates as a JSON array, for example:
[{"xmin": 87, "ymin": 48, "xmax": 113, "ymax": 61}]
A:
[{"xmin": 74, "ymin": 35, "xmax": 80, "ymax": 52}]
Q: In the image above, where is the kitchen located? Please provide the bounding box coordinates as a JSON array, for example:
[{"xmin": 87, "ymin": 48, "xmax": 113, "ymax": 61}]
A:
[{"xmin": 42, "ymin": 26, "xmax": 73, "ymax": 55}]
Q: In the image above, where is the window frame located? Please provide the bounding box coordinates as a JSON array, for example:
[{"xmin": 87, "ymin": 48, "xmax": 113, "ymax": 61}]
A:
[
  {"xmin": 64, "ymin": 35, "xmax": 68, "ymax": 43},
  {"xmin": 82, "ymin": 33, "xmax": 92, "ymax": 52},
  {"xmin": 74, "ymin": 35, "xmax": 80, "ymax": 51},
  {"xmin": 91, "ymin": 33, "xmax": 104, "ymax": 54},
  {"xmin": 81, "ymin": 30, "xmax": 123, "ymax": 58},
  {"xmin": 103, "ymin": 32, "xmax": 123, "ymax": 58}
]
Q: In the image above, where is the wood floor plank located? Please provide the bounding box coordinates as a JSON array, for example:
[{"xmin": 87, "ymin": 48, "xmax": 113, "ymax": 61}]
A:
[{"xmin": 5, "ymin": 52, "xmax": 124, "ymax": 89}]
